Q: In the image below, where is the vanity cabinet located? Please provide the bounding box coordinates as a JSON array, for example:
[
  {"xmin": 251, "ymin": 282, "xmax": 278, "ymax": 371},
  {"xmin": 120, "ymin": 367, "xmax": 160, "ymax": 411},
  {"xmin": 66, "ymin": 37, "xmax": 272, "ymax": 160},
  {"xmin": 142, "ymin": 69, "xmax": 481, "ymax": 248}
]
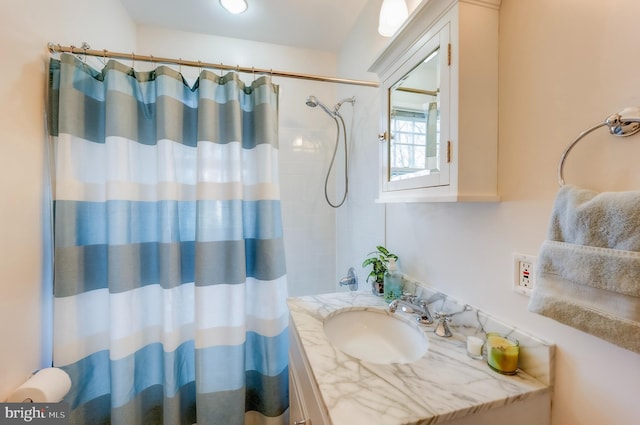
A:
[
  {"xmin": 288, "ymin": 293, "xmax": 553, "ymax": 425},
  {"xmin": 369, "ymin": 0, "xmax": 501, "ymax": 202},
  {"xmin": 289, "ymin": 317, "xmax": 330, "ymax": 425}
]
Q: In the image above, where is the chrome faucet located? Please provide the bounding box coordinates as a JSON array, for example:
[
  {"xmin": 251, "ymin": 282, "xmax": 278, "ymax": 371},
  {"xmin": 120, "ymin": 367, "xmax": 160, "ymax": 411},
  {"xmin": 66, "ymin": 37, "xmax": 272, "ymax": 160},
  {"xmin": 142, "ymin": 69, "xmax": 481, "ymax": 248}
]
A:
[{"xmin": 388, "ymin": 292, "xmax": 446, "ymax": 325}]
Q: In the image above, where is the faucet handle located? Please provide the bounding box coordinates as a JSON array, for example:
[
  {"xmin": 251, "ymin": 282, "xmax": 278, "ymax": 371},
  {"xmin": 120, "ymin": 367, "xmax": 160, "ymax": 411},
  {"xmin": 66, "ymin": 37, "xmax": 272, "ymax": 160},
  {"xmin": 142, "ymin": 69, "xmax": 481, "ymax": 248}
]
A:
[
  {"xmin": 434, "ymin": 311, "xmax": 450, "ymax": 320},
  {"xmin": 434, "ymin": 312, "xmax": 453, "ymax": 337}
]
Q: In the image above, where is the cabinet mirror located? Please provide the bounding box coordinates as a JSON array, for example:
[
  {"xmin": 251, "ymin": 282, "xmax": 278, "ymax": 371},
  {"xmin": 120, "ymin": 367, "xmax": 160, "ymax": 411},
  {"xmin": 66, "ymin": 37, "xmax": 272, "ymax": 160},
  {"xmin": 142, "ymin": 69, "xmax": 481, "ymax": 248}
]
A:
[
  {"xmin": 389, "ymin": 47, "xmax": 440, "ymax": 181},
  {"xmin": 383, "ymin": 24, "xmax": 450, "ymax": 193}
]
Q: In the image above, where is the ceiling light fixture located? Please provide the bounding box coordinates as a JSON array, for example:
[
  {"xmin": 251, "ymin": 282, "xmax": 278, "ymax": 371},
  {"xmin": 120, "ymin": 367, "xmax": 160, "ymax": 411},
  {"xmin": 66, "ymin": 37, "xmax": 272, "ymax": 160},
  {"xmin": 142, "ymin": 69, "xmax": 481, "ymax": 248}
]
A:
[
  {"xmin": 378, "ymin": 0, "xmax": 408, "ymax": 37},
  {"xmin": 220, "ymin": 0, "xmax": 248, "ymax": 14}
]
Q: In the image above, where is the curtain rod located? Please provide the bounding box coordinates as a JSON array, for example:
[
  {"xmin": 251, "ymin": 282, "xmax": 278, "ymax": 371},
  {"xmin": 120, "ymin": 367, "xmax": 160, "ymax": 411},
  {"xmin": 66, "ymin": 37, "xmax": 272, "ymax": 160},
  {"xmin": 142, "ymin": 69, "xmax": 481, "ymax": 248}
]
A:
[{"xmin": 47, "ymin": 42, "xmax": 379, "ymax": 88}]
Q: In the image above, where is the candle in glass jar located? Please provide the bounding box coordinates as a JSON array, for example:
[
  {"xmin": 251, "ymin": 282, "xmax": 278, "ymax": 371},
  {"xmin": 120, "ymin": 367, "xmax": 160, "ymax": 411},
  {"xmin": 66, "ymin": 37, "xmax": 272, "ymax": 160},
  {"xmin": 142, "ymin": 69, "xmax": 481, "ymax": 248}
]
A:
[
  {"xmin": 486, "ymin": 333, "xmax": 519, "ymax": 374},
  {"xmin": 466, "ymin": 336, "xmax": 484, "ymax": 358}
]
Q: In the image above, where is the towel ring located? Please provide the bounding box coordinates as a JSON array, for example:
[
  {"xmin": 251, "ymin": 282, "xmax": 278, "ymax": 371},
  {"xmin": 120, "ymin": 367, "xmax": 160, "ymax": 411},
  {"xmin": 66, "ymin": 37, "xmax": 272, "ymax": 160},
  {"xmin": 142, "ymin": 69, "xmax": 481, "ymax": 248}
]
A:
[{"xmin": 558, "ymin": 107, "xmax": 640, "ymax": 186}]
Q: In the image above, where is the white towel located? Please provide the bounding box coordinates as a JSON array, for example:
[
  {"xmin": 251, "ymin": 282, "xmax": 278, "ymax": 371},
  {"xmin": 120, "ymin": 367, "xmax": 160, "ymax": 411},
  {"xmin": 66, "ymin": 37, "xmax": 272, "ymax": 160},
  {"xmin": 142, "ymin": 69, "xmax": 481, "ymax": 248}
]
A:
[{"xmin": 528, "ymin": 185, "xmax": 640, "ymax": 354}]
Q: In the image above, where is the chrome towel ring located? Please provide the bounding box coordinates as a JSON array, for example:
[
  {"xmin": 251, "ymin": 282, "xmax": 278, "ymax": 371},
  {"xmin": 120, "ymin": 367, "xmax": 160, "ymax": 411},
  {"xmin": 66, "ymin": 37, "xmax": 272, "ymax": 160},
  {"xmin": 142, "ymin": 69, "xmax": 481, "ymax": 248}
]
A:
[{"xmin": 558, "ymin": 107, "xmax": 640, "ymax": 186}]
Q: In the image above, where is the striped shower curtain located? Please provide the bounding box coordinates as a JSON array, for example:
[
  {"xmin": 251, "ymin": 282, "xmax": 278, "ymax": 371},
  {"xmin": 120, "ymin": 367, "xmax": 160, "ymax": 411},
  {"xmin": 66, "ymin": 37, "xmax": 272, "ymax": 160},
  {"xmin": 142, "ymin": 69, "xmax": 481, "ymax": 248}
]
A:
[{"xmin": 47, "ymin": 53, "xmax": 289, "ymax": 425}]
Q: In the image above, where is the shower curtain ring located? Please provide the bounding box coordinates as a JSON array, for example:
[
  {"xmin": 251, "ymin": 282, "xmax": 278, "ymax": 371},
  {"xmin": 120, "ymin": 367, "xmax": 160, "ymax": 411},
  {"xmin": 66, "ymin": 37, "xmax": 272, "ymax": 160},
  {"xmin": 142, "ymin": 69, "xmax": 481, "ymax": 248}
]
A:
[
  {"xmin": 82, "ymin": 44, "xmax": 88, "ymax": 63},
  {"xmin": 70, "ymin": 45, "xmax": 80, "ymax": 62}
]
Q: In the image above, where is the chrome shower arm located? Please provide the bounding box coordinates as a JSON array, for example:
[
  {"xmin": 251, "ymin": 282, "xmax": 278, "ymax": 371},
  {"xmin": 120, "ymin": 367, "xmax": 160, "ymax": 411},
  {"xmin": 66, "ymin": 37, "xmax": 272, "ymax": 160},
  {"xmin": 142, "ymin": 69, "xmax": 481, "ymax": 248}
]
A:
[{"xmin": 333, "ymin": 96, "xmax": 356, "ymax": 113}]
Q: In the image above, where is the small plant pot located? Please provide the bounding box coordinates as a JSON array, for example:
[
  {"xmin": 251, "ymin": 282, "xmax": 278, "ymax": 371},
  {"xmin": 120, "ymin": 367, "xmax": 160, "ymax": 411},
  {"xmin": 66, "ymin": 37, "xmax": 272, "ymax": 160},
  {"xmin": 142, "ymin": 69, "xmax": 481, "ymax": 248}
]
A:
[{"xmin": 371, "ymin": 279, "xmax": 384, "ymax": 296}]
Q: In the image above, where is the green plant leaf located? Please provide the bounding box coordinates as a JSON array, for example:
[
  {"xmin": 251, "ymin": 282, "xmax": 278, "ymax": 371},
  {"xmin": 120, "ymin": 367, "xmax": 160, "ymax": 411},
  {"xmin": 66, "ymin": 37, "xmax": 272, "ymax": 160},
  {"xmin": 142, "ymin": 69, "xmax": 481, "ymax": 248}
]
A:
[
  {"xmin": 362, "ymin": 258, "xmax": 375, "ymax": 267},
  {"xmin": 377, "ymin": 245, "xmax": 390, "ymax": 256}
]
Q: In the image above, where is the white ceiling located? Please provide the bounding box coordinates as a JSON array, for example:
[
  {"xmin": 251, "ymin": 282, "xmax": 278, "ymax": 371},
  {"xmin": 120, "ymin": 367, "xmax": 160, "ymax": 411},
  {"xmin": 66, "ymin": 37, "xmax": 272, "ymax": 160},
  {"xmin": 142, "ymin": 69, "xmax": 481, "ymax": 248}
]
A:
[{"xmin": 119, "ymin": 0, "xmax": 372, "ymax": 52}]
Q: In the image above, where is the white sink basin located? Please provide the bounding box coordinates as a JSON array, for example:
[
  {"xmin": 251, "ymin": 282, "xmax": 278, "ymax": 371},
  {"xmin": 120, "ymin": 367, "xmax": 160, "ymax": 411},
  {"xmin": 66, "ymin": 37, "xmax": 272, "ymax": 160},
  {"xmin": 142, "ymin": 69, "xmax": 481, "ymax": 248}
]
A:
[{"xmin": 323, "ymin": 308, "xmax": 429, "ymax": 364}]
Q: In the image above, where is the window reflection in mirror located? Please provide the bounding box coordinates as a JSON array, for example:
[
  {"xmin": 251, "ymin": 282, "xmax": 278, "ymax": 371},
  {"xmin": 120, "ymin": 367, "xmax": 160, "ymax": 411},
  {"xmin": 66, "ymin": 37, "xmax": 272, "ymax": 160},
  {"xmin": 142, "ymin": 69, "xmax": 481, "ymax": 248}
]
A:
[{"xmin": 389, "ymin": 47, "xmax": 440, "ymax": 181}]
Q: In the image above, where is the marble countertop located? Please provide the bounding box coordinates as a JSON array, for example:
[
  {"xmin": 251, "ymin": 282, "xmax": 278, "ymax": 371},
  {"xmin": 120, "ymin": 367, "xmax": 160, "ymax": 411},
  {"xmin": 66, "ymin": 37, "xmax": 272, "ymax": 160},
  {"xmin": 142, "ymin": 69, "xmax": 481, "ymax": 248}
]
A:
[{"xmin": 288, "ymin": 291, "xmax": 552, "ymax": 425}]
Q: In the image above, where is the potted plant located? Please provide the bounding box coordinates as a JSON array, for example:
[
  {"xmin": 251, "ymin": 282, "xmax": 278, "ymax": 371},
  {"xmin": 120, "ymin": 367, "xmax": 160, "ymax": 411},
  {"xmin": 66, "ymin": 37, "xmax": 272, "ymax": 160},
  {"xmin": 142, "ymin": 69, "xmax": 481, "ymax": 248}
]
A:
[{"xmin": 362, "ymin": 245, "xmax": 398, "ymax": 296}]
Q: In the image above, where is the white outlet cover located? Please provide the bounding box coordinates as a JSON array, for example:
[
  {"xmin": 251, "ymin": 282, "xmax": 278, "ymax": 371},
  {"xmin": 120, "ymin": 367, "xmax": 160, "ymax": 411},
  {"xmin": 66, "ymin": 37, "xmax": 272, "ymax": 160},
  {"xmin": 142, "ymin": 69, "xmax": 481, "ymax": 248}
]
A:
[{"xmin": 512, "ymin": 253, "xmax": 536, "ymax": 297}]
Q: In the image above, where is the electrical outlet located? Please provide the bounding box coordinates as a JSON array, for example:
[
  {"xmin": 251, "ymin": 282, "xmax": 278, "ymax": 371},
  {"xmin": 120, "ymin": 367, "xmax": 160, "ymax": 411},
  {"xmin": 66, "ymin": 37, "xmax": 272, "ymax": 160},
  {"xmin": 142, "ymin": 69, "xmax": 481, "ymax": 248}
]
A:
[
  {"xmin": 512, "ymin": 253, "xmax": 536, "ymax": 296},
  {"xmin": 519, "ymin": 260, "xmax": 532, "ymax": 287}
]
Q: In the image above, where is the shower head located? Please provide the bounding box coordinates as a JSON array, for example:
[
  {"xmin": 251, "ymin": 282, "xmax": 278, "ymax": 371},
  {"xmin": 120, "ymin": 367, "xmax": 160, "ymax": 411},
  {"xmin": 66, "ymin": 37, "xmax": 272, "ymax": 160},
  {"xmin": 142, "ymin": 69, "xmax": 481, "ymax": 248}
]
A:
[
  {"xmin": 305, "ymin": 95, "xmax": 319, "ymax": 108},
  {"xmin": 306, "ymin": 95, "xmax": 335, "ymax": 116}
]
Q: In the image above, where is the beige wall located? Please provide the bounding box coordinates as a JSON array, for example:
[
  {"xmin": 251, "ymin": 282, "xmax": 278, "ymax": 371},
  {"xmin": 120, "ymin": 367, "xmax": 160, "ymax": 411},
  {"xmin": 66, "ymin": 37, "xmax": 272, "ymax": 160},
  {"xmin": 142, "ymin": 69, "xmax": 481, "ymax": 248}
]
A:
[
  {"xmin": 0, "ymin": 0, "xmax": 136, "ymax": 400},
  {"xmin": 498, "ymin": 2, "xmax": 640, "ymax": 421},
  {"xmin": 338, "ymin": 1, "xmax": 640, "ymax": 424}
]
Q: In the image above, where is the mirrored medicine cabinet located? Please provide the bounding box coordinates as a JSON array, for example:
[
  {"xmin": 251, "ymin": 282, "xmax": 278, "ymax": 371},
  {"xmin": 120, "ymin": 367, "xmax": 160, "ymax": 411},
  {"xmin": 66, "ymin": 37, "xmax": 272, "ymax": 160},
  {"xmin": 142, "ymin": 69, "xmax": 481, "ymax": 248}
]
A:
[{"xmin": 369, "ymin": 0, "xmax": 501, "ymax": 202}]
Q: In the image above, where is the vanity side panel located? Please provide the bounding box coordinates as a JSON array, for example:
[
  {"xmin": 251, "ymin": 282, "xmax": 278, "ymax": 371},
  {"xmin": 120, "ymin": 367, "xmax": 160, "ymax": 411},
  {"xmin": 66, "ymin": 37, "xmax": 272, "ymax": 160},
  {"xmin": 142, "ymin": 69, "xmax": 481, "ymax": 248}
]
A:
[
  {"xmin": 289, "ymin": 316, "xmax": 331, "ymax": 425},
  {"xmin": 457, "ymin": 2, "xmax": 500, "ymax": 199},
  {"xmin": 441, "ymin": 392, "xmax": 550, "ymax": 425}
]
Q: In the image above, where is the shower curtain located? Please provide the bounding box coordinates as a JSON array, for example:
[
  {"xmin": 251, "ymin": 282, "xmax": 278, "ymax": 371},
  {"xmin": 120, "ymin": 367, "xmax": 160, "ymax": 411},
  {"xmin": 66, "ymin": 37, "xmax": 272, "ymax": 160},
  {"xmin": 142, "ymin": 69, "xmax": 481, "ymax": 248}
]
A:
[{"xmin": 47, "ymin": 53, "xmax": 289, "ymax": 425}]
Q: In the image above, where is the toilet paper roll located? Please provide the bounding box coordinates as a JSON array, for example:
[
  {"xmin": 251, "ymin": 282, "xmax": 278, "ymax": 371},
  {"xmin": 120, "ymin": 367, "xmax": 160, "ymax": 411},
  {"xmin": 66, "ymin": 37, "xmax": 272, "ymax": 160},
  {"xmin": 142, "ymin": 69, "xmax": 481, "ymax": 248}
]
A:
[{"xmin": 7, "ymin": 368, "xmax": 72, "ymax": 403}]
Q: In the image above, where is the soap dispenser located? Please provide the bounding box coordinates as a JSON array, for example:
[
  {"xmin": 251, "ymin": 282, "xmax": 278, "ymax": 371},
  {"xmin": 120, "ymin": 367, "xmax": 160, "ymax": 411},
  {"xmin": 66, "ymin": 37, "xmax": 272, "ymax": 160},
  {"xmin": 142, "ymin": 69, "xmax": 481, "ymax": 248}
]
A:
[{"xmin": 383, "ymin": 258, "xmax": 402, "ymax": 301}]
